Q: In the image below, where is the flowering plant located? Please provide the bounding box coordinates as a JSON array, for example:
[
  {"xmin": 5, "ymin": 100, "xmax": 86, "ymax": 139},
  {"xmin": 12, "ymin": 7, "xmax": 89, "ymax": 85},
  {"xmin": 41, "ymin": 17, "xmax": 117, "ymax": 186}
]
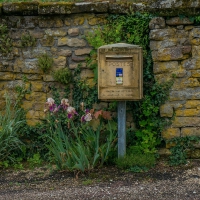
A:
[{"xmin": 45, "ymin": 98, "xmax": 78, "ymax": 119}]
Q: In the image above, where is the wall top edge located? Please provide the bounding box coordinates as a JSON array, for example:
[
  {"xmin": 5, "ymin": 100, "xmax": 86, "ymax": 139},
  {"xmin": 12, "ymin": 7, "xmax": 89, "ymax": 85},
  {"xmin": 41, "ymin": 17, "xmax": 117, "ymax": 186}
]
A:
[{"xmin": 1, "ymin": 1, "xmax": 200, "ymax": 16}]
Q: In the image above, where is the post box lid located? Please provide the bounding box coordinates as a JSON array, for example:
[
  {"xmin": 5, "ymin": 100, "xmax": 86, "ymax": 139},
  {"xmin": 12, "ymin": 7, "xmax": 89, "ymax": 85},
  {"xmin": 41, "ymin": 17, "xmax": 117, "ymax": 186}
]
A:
[{"xmin": 98, "ymin": 43, "xmax": 142, "ymax": 49}]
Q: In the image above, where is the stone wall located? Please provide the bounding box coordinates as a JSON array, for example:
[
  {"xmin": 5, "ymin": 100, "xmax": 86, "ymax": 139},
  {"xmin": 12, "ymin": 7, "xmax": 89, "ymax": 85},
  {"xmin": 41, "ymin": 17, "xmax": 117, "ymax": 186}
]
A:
[
  {"xmin": 0, "ymin": 7, "xmax": 108, "ymax": 125},
  {"xmin": 2, "ymin": 1, "xmax": 200, "ymax": 141},
  {"xmin": 149, "ymin": 17, "xmax": 200, "ymax": 144}
]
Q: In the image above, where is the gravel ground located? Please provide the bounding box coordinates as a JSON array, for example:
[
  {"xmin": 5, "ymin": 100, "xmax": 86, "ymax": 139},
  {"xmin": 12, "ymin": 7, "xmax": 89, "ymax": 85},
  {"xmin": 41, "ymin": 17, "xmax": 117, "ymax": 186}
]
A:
[{"xmin": 0, "ymin": 159, "xmax": 200, "ymax": 200}]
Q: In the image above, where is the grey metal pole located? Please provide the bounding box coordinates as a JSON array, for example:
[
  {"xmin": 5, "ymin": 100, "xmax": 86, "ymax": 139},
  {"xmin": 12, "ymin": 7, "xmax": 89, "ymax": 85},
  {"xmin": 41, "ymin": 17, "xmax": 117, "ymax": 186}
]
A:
[{"xmin": 118, "ymin": 101, "xmax": 126, "ymax": 158}]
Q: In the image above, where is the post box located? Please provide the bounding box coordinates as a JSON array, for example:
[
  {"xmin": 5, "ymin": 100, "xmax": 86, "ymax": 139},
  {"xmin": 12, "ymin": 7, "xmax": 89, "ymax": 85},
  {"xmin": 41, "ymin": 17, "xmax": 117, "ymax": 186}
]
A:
[{"xmin": 98, "ymin": 43, "xmax": 143, "ymax": 101}]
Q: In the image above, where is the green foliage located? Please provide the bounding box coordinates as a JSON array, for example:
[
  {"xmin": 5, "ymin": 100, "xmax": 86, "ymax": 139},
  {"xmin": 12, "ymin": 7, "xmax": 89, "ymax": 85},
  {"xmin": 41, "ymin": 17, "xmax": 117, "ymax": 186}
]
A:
[
  {"xmin": 72, "ymin": 66, "xmax": 98, "ymax": 110},
  {"xmin": 38, "ymin": 53, "xmax": 53, "ymax": 73},
  {"xmin": 15, "ymin": 75, "xmax": 31, "ymax": 106},
  {"xmin": 115, "ymin": 147, "xmax": 156, "ymax": 172},
  {"xmin": 133, "ymin": 80, "xmax": 174, "ymax": 153},
  {"xmin": 18, "ymin": 122, "xmax": 50, "ymax": 160},
  {"xmin": 167, "ymin": 136, "xmax": 200, "ymax": 166},
  {"xmin": 46, "ymin": 120, "xmax": 117, "ymax": 172},
  {"xmin": 53, "ymin": 68, "xmax": 72, "ymax": 85},
  {"xmin": 21, "ymin": 31, "xmax": 36, "ymax": 47},
  {"xmin": 0, "ymin": 94, "xmax": 25, "ymax": 163},
  {"xmin": 0, "ymin": 24, "xmax": 12, "ymax": 56},
  {"xmin": 27, "ymin": 153, "xmax": 42, "ymax": 168}
]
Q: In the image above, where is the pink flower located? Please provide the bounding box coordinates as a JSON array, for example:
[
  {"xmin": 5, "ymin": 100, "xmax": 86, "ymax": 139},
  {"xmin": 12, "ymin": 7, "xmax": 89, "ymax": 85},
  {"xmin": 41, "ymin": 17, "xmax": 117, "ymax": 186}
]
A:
[
  {"xmin": 61, "ymin": 98, "xmax": 69, "ymax": 110},
  {"xmin": 46, "ymin": 98, "xmax": 56, "ymax": 112},
  {"xmin": 67, "ymin": 106, "xmax": 78, "ymax": 119},
  {"xmin": 84, "ymin": 113, "xmax": 92, "ymax": 122}
]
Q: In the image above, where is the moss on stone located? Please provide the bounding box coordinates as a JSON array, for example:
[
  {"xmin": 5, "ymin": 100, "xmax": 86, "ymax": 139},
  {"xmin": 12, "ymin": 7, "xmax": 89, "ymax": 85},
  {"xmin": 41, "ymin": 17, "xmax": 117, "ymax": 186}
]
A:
[{"xmin": 38, "ymin": 2, "xmax": 74, "ymax": 15}]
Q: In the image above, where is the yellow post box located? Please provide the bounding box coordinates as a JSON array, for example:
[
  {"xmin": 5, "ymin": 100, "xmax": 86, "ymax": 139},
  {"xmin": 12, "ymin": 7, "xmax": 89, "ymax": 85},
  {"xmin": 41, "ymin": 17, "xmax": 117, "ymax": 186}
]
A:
[{"xmin": 98, "ymin": 43, "xmax": 143, "ymax": 101}]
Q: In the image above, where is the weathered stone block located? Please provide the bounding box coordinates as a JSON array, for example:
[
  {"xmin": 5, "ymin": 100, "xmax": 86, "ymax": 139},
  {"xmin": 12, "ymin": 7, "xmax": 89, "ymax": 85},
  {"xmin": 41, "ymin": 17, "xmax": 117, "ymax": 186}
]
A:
[
  {"xmin": 191, "ymin": 70, "xmax": 200, "ymax": 77},
  {"xmin": 88, "ymin": 16, "xmax": 107, "ymax": 26},
  {"xmin": 190, "ymin": 27, "xmax": 200, "ymax": 38},
  {"xmin": 176, "ymin": 109, "xmax": 199, "ymax": 117},
  {"xmin": 173, "ymin": 117, "xmax": 200, "ymax": 127},
  {"xmin": 51, "ymin": 48, "xmax": 72, "ymax": 57},
  {"xmin": 182, "ymin": 45, "xmax": 192, "ymax": 54},
  {"xmin": 154, "ymin": 73, "xmax": 173, "ymax": 83},
  {"xmin": 68, "ymin": 28, "xmax": 79, "ymax": 36},
  {"xmin": 53, "ymin": 56, "xmax": 66, "ymax": 69},
  {"xmin": 162, "ymin": 128, "xmax": 180, "ymax": 140},
  {"xmin": 34, "ymin": 102, "xmax": 45, "ymax": 111},
  {"xmin": 160, "ymin": 104, "xmax": 173, "ymax": 117},
  {"xmin": 58, "ymin": 37, "xmax": 86, "ymax": 47},
  {"xmin": 15, "ymin": 16, "xmax": 39, "ymax": 28},
  {"xmin": 21, "ymin": 101, "xmax": 34, "ymax": 111},
  {"xmin": 3, "ymin": 2, "xmax": 38, "ymax": 15},
  {"xmin": 170, "ymin": 88, "xmax": 200, "ymax": 101},
  {"xmin": 65, "ymin": 16, "xmax": 85, "ymax": 26},
  {"xmin": 0, "ymin": 72, "xmax": 15, "ymax": 80},
  {"xmin": 69, "ymin": 62, "xmax": 86, "ymax": 69},
  {"xmin": 72, "ymin": 2, "xmax": 108, "ymax": 13},
  {"xmin": 31, "ymin": 81, "xmax": 48, "ymax": 92},
  {"xmin": 72, "ymin": 55, "xmax": 87, "ymax": 62},
  {"xmin": 150, "ymin": 39, "xmax": 177, "ymax": 50},
  {"xmin": 149, "ymin": 29, "xmax": 176, "ymax": 41},
  {"xmin": 85, "ymin": 78, "xmax": 96, "ymax": 88},
  {"xmin": 80, "ymin": 69, "xmax": 94, "ymax": 79},
  {"xmin": 29, "ymin": 30, "xmax": 44, "ymax": 39},
  {"xmin": 149, "ymin": 17, "xmax": 165, "ymax": 29},
  {"xmin": 26, "ymin": 110, "xmax": 45, "ymax": 120},
  {"xmin": 22, "ymin": 48, "xmax": 46, "ymax": 59},
  {"xmin": 185, "ymin": 100, "xmax": 200, "ymax": 109},
  {"xmin": 16, "ymin": 74, "xmax": 42, "ymax": 80},
  {"xmin": 173, "ymin": 69, "xmax": 187, "ymax": 78},
  {"xmin": 182, "ymin": 78, "xmax": 200, "ymax": 88},
  {"xmin": 39, "ymin": 17, "xmax": 63, "ymax": 28},
  {"xmin": 75, "ymin": 48, "xmax": 92, "ymax": 56},
  {"xmin": 153, "ymin": 61, "xmax": 178, "ymax": 74},
  {"xmin": 166, "ymin": 17, "xmax": 194, "ymax": 25},
  {"xmin": 38, "ymin": 2, "xmax": 73, "ymax": 15},
  {"xmin": 45, "ymin": 29, "xmax": 67, "ymax": 37},
  {"xmin": 40, "ymin": 35, "xmax": 55, "ymax": 47},
  {"xmin": 152, "ymin": 47, "xmax": 184, "ymax": 61},
  {"xmin": 43, "ymin": 75, "xmax": 55, "ymax": 82},
  {"xmin": 25, "ymin": 92, "xmax": 46, "ymax": 102},
  {"xmin": 182, "ymin": 58, "xmax": 198, "ymax": 70},
  {"xmin": 181, "ymin": 127, "xmax": 200, "ymax": 137}
]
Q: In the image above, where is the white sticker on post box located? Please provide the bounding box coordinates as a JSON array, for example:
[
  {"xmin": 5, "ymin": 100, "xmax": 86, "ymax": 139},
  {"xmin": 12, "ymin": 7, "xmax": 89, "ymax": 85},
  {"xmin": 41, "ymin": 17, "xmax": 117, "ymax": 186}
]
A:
[{"xmin": 116, "ymin": 68, "xmax": 123, "ymax": 84}]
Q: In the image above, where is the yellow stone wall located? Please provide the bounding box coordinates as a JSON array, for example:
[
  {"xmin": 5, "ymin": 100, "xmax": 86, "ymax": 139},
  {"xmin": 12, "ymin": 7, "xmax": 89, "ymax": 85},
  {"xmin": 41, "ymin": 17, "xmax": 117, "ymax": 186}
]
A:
[
  {"xmin": 0, "ymin": 12, "xmax": 107, "ymax": 125},
  {"xmin": 149, "ymin": 16, "xmax": 200, "ymax": 141}
]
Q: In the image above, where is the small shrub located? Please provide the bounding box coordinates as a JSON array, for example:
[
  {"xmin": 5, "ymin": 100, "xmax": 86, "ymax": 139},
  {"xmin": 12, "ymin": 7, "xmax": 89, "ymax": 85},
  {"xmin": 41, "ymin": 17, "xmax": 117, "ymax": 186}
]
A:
[
  {"xmin": 21, "ymin": 32, "xmax": 36, "ymax": 47},
  {"xmin": 27, "ymin": 153, "xmax": 42, "ymax": 169},
  {"xmin": 0, "ymin": 24, "xmax": 12, "ymax": 55},
  {"xmin": 53, "ymin": 68, "xmax": 72, "ymax": 85},
  {"xmin": 38, "ymin": 53, "xmax": 53, "ymax": 73},
  {"xmin": 115, "ymin": 153, "xmax": 156, "ymax": 171}
]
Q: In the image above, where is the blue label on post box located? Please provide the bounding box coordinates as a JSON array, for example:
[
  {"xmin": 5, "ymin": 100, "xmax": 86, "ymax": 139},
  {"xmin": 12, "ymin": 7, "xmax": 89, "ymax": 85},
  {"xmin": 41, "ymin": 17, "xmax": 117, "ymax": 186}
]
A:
[
  {"xmin": 116, "ymin": 68, "xmax": 123, "ymax": 84},
  {"xmin": 116, "ymin": 68, "xmax": 123, "ymax": 77}
]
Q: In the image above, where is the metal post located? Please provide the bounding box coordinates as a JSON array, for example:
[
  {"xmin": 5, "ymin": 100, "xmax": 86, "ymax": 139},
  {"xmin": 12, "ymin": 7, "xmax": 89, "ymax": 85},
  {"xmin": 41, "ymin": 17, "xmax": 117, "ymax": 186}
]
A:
[{"xmin": 118, "ymin": 101, "xmax": 126, "ymax": 158}]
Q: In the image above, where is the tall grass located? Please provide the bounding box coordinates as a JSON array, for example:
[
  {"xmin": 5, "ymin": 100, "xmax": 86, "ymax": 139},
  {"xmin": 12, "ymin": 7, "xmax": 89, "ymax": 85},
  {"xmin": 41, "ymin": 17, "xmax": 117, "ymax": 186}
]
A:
[
  {"xmin": 0, "ymin": 94, "xmax": 25, "ymax": 163},
  {"xmin": 46, "ymin": 121, "xmax": 117, "ymax": 172}
]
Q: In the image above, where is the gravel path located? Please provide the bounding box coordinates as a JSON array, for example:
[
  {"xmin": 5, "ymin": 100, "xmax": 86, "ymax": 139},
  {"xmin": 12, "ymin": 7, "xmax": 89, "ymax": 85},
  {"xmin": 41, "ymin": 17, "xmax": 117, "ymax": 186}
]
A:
[{"xmin": 0, "ymin": 160, "xmax": 200, "ymax": 200}]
